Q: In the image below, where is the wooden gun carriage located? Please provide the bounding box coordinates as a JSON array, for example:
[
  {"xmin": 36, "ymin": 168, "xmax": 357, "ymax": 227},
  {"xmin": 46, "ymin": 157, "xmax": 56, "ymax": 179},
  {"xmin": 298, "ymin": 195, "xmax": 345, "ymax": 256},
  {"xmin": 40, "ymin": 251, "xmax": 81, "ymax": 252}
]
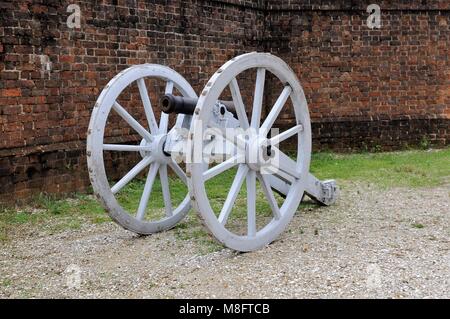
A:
[{"xmin": 87, "ymin": 53, "xmax": 338, "ymax": 252}]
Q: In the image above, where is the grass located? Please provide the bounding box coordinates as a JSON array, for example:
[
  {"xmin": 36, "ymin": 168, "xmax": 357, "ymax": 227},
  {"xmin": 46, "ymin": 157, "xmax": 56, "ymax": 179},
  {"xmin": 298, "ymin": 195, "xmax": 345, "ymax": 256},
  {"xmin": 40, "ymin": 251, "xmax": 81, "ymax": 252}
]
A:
[
  {"xmin": 1, "ymin": 279, "xmax": 12, "ymax": 288},
  {"xmin": 114, "ymin": 172, "xmax": 188, "ymax": 221},
  {"xmin": 310, "ymin": 148, "xmax": 450, "ymax": 188},
  {"xmin": 0, "ymin": 193, "xmax": 110, "ymax": 242},
  {"xmin": 0, "ymin": 148, "xmax": 448, "ymax": 249}
]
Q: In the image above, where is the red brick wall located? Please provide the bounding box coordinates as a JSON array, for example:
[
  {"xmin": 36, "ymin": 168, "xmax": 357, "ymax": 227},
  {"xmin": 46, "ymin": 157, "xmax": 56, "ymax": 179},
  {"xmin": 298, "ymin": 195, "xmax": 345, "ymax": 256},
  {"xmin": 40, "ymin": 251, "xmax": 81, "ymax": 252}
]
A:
[
  {"xmin": 0, "ymin": 0, "xmax": 449, "ymax": 201},
  {"xmin": 265, "ymin": 0, "xmax": 450, "ymax": 150},
  {"xmin": 0, "ymin": 0, "xmax": 266, "ymax": 201}
]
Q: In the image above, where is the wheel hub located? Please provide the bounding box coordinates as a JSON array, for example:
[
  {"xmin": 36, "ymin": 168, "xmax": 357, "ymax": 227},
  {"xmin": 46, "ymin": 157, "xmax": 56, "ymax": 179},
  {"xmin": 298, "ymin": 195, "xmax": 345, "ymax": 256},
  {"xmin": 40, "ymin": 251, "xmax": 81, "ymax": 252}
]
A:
[
  {"xmin": 245, "ymin": 135, "xmax": 273, "ymax": 172},
  {"xmin": 140, "ymin": 135, "xmax": 170, "ymax": 163}
]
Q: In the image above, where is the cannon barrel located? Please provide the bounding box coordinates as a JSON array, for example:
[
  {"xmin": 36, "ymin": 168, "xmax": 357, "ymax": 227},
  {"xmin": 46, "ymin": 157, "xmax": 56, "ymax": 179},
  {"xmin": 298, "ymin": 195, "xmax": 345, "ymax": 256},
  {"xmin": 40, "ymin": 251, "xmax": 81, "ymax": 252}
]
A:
[
  {"xmin": 161, "ymin": 94, "xmax": 236, "ymax": 115},
  {"xmin": 160, "ymin": 94, "xmax": 198, "ymax": 115}
]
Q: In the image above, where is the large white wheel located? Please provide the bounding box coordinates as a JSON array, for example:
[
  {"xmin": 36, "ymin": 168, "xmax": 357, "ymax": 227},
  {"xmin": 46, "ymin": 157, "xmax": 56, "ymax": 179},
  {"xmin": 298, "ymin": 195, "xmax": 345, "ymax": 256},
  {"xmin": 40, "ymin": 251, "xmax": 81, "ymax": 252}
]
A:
[
  {"xmin": 187, "ymin": 53, "xmax": 312, "ymax": 251},
  {"xmin": 87, "ymin": 64, "xmax": 197, "ymax": 234}
]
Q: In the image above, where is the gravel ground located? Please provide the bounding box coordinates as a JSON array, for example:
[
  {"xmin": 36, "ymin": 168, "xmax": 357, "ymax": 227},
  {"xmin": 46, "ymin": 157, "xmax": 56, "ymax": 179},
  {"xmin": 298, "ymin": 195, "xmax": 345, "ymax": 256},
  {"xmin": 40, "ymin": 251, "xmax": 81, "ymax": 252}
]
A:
[{"xmin": 0, "ymin": 181, "xmax": 448, "ymax": 299}]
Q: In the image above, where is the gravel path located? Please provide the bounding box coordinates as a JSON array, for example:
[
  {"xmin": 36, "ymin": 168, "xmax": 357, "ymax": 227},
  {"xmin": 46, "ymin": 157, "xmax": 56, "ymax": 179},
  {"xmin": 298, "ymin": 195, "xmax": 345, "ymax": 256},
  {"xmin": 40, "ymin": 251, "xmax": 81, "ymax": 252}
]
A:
[{"xmin": 0, "ymin": 182, "xmax": 449, "ymax": 299}]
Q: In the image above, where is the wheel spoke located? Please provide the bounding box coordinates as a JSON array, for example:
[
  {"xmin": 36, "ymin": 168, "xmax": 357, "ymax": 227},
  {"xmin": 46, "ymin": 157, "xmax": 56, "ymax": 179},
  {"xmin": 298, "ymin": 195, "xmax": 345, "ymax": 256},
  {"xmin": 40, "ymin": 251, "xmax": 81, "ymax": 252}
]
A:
[
  {"xmin": 218, "ymin": 165, "xmax": 249, "ymax": 226},
  {"xmin": 136, "ymin": 163, "xmax": 160, "ymax": 221},
  {"xmin": 246, "ymin": 170, "xmax": 257, "ymax": 237},
  {"xmin": 136, "ymin": 78, "xmax": 158, "ymax": 135},
  {"xmin": 251, "ymin": 68, "xmax": 266, "ymax": 131},
  {"xmin": 103, "ymin": 144, "xmax": 151, "ymax": 152},
  {"xmin": 257, "ymin": 173, "xmax": 281, "ymax": 220},
  {"xmin": 168, "ymin": 161, "xmax": 187, "ymax": 184},
  {"xmin": 159, "ymin": 165, "xmax": 173, "ymax": 217},
  {"xmin": 229, "ymin": 78, "xmax": 249, "ymax": 130},
  {"xmin": 159, "ymin": 81, "xmax": 174, "ymax": 134},
  {"xmin": 260, "ymin": 86, "xmax": 292, "ymax": 134},
  {"xmin": 111, "ymin": 156, "xmax": 153, "ymax": 194},
  {"xmin": 203, "ymin": 155, "xmax": 243, "ymax": 181},
  {"xmin": 270, "ymin": 124, "xmax": 303, "ymax": 146},
  {"xmin": 112, "ymin": 102, "xmax": 153, "ymax": 142}
]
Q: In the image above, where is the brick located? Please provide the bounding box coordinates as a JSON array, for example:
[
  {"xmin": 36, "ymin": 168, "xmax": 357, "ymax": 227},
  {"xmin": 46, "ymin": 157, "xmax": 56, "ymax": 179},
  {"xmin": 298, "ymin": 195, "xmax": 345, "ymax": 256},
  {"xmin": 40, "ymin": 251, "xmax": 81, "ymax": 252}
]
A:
[
  {"xmin": 1, "ymin": 88, "xmax": 21, "ymax": 97},
  {"xmin": 0, "ymin": 0, "xmax": 448, "ymax": 202}
]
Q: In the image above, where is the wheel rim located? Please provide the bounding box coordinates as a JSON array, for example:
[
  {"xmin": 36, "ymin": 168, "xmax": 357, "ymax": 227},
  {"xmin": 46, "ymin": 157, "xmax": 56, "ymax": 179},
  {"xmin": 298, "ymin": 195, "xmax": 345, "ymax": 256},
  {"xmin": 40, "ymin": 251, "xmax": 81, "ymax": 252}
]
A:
[
  {"xmin": 87, "ymin": 64, "xmax": 197, "ymax": 234},
  {"xmin": 187, "ymin": 53, "xmax": 312, "ymax": 251}
]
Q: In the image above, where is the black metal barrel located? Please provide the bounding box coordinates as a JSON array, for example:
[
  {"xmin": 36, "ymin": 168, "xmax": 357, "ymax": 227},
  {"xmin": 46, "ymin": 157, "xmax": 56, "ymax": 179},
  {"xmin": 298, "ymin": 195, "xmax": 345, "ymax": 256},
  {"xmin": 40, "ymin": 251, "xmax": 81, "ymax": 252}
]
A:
[
  {"xmin": 160, "ymin": 94, "xmax": 236, "ymax": 115},
  {"xmin": 160, "ymin": 94, "xmax": 198, "ymax": 115}
]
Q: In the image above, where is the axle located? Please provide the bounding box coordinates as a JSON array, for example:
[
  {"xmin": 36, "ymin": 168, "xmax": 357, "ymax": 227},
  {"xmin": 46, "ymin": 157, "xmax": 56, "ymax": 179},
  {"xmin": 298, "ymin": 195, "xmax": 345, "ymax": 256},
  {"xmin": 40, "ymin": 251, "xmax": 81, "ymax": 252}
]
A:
[{"xmin": 161, "ymin": 94, "xmax": 236, "ymax": 115}]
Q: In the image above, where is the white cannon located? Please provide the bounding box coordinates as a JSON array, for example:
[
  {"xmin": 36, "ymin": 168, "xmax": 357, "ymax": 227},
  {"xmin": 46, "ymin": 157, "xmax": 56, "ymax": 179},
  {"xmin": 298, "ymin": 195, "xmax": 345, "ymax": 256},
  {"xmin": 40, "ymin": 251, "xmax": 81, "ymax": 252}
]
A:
[{"xmin": 87, "ymin": 53, "xmax": 338, "ymax": 252}]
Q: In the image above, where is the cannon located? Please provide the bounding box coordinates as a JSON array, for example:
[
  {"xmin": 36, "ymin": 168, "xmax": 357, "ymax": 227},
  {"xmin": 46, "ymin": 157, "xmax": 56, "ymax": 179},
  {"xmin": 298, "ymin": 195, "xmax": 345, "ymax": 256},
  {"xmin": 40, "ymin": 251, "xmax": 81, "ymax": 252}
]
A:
[{"xmin": 87, "ymin": 52, "xmax": 339, "ymax": 252}]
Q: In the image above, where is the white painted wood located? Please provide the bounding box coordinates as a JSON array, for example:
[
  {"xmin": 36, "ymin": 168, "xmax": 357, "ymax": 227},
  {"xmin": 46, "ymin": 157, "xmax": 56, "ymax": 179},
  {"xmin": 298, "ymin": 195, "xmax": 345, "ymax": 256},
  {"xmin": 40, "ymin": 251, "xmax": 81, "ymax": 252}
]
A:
[
  {"xmin": 272, "ymin": 168, "xmax": 295, "ymax": 184},
  {"xmin": 218, "ymin": 165, "xmax": 249, "ymax": 226},
  {"xmin": 229, "ymin": 79, "xmax": 249, "ymax": 130},
  {"xmin": 261, "ymin": 86, "xmax": 292, "ymax": 134},
  {"xmin": 136, "ymin": 163, "xmax": 160, "ymax": 221},
  {"xmin": 257, "ymin": 173, "xmax": 281, "ymax": 220},
  {"xmin": 137, "ymin": 78, "xmax": 158, "ymax": 135},
  {"xmin": 246, "ymin": 170, "xmax": 257, "ymax": 237},
  {"xmin": 88, "ymin": 54, "xmax": 338, "ymax": 251},
  {"xmin": 251, "ymin": 68, "xmax": 266, "ymax": 131},
  {"xmin": 203, "ymin": 155, "xmax": 243, "ymax": 181},
  {"xmin": 266, "ymin": 174, "xmax": 290, "ymax": 197},
  {"xmin": 208, "ymin": 126, "xmax": 247, "ymax": 151},
  {"xmin": 273, "ymin": 147, "xmax": 301, "ymax": 179},
  {"xmin": 159, "ymin": 165, "xmax": 173, "ymax": 217},
  {"xmin": 87, "ymin": 64, "xmax": 197, "ymax": 235},
  {"xmin": 111, "ymin": 156, "xmax": 153, "ymax": 195},
  {"xmin": 187, "ymin": 52, "xmax": 313, "ymax": 252},
  {"xmin": 168, "ymin": 162, "xmax": 187, "ymax": 184},
  {"xmin": 112, "ymin": 101, "xmax": 153, "ymax": 142},
  {"xmin": 270, "ymin": 124, "xmax": 303, "ymax": 145},
  {"xmin": 103, "ymin": 144, "xmax": 152, "ymax": 152}
]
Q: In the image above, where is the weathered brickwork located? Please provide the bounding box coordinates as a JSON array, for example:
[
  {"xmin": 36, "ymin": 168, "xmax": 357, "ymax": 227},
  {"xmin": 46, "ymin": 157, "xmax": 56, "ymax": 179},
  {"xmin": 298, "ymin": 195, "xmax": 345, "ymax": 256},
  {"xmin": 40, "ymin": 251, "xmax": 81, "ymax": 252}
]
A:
[
  {"xmin": 0, "ymin": 0, "xmax": 449, "ymax": 201},
  {"xmin": 265, "ymin": 0, "xmax": 450, "ymax": 151}
]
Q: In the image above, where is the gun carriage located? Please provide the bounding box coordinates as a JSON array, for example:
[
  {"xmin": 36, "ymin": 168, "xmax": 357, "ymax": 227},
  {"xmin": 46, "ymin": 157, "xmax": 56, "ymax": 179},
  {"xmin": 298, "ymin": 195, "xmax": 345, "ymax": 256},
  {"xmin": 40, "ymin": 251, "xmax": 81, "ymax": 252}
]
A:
[{"xmin": 87, "ymin": 52, "xmax": 338, "ymax": 252}]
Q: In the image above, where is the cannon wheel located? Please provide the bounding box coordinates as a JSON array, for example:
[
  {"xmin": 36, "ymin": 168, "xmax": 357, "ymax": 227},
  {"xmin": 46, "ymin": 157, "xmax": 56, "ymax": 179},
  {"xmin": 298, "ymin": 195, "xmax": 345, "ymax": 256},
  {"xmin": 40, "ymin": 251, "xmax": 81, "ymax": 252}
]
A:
[
  {"xmin": 87, "ymin": 64, "xmax": 196, "ymax": 234},
  {"xmin": 187, "ymin": 53, "xmax": 312, "ymax": 252}
]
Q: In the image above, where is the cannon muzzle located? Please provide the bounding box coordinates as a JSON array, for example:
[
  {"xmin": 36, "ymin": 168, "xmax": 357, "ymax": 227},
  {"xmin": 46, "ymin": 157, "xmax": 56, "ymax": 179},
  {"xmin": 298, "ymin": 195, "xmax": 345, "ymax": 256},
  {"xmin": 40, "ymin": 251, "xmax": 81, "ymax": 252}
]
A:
[{"xmin": 160, "ymin": 94, "xmax": 198, "ymax": 115}]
